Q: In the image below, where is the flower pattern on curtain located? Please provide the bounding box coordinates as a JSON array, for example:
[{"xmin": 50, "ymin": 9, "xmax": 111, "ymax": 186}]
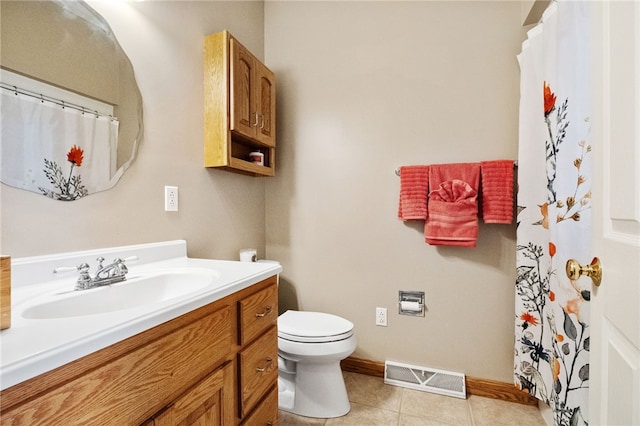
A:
[{"xmin": 514, "ymin": 2, "xmax": 591, "ymax": 426}]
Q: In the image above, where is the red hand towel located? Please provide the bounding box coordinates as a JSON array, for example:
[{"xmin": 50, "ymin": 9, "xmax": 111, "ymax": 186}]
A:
[
  {"xmin": 425, "ymin": 179, "xmax": 479, "ymax": 247},
  {"xmin": 480, "ymin": 160, "xmax": 514, "ymax": 224},
  {"xmin": 424, "ymin": 163, "xmax": 480, "ymax": 247},
  {"xmin": 397, "ymin": 165, "xmax": 430, "ymax": 221}
]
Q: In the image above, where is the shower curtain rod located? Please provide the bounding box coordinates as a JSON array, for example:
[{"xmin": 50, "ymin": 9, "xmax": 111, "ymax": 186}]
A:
[{"xmin": 0, "ymin": 82, "xmax": 117, "ymax": 121}]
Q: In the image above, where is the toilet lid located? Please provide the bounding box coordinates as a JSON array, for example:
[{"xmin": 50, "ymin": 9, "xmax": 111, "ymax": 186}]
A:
[{"xmin": 278, "ymin": 310, "xmax": 354, "ymax": 343}]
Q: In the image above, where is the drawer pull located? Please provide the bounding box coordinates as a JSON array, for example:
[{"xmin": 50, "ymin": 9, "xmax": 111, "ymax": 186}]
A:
[
  {"xmin": 255, "ymin": 306, "xmax": 273, "ymax": 318},
  {"xmin": 256, "ymin": 357, "xmax": 273, "ymax": 373}
]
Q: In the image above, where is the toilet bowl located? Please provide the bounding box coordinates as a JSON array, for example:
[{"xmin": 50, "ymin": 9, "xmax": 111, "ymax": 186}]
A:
[{"xmin": 277, "ymin": 310, "xmax": 356, "ymax": 418}]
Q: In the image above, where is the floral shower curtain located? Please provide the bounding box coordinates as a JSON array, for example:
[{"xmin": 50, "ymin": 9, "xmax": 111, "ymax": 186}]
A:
[
  {"xmin": 1, "ymin": 88, "xmax": 119, "ymax": 200},
  {"xmin": 514, "ymin": 2, "xmax": 591, "ymax": 426}
]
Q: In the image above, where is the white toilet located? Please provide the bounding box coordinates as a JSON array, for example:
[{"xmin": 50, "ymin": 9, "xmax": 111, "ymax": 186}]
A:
[{"xmin": 277, "ymin": 310, "xmax": 357, "ymax": 418}]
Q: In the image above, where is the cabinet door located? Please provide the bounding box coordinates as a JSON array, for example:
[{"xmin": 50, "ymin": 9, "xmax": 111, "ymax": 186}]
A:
[
  {"xmin": 255, "ymin": 63, "xmax": 275, "ymax": 147},
  {"xmin": 151, "ymin": 361, "xmax": 234, "ymax": 426},
  {"xmin": 230, "ymin": 38, "xmax": 257, "ymax": 140}
]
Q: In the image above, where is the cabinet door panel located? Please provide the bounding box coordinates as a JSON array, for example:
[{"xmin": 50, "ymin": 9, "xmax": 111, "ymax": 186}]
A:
[
  {"xmin": 230, "ymin": 38, "xmax": 256, "ymax": 139},
  {"xmin": 152, "ymin": 361, "xmax": 233, "ymax": 426},
  {"xmin": 256, "ymin": 65, "xmax": 275, "ymax": 147}
]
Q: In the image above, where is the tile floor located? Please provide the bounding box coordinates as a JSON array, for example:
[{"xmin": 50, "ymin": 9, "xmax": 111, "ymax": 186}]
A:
[{"xmin": 279, "ymin": 372, "xmax": 547, "ymax": 426}]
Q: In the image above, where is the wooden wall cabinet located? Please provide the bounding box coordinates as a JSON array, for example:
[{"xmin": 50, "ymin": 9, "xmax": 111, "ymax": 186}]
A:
[
  {"xmin": 0, "ymin": 276, "xmax": 279, "ymax": 426},
  {"xmin": 204, "ymin": 31, "xmax": 276, "ymax": 177}
]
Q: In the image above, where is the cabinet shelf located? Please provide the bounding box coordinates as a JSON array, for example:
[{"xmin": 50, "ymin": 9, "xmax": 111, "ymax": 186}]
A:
[
  {"xmin": 204, "ymin": 31, "xmax": 276, "ymax": 177},
  {"xmin": 228, "ymin": 157, "xmax": 275, "ymax": 177}
]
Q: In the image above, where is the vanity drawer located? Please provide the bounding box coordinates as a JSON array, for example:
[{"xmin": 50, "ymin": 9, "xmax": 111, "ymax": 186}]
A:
[
  {"xmin": 238, "ymin": 278, "xmax": 277, "ymax": 345},
  {"xmin": 240, "ymin": 385, "xmax": 278, "ymax": 426},
  {"xmin": 238, "ymin": 325, "xmax": 278, "ymax": 417}
]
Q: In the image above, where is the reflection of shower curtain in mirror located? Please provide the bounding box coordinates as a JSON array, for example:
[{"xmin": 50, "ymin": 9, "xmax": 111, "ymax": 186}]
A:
[
  {"xmin": 0, "ymin": 90, "xmax": 119, "ymax": 200},
  {"xmin": 514, "ymin": 2, "xmax": 591, "ymax": 426}
]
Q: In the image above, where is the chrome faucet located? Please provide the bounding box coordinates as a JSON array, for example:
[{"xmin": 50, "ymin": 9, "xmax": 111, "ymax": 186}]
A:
[{"xmin": 54, "ymin": 256, "xmax": 138, "ymax": 290}]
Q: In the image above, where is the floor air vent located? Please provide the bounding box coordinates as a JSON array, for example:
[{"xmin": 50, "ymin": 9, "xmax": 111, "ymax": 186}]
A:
[{"xmin": 384, "ymin": 361, "xmax": 466, "ymax": 399}]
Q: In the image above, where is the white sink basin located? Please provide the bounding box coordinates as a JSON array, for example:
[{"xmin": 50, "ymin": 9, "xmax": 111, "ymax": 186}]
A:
[{"xmin": 22, "ymin": 268, "xmax": 220, "ymax": 319}]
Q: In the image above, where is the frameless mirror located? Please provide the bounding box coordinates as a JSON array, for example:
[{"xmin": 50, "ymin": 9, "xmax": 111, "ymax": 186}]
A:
[{"xmin": 0, "ymin": 0, "xmax": 143, "ymax": 200}]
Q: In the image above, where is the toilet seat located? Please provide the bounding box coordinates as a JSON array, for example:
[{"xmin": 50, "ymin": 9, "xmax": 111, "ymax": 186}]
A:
[{"xmin": 278, "ymin": 310, "xmax": 354, "ymax": 343}]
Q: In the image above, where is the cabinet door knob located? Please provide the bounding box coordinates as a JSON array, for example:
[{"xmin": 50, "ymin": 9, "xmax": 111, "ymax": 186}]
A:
[
  {"xmin": 566, "ymin": 257, "xmax": 602, "ymax": 286},
  {"xmin": 255, "ymin": 305, "xmax": 273, "ymax": 318},
  {"xmin": 256, "ymin": 357, "xmax": 273, "ymax": 372}
]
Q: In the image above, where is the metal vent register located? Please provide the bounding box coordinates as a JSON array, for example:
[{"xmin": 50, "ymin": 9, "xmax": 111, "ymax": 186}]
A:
[{"xmin": 384, "ymin": 361, "xmax": 466, "ymax": 399}]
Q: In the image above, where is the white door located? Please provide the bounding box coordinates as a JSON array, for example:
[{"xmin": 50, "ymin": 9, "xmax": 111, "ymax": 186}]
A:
[{"xmin": 590, "ymin": 1, "xmax": 640, "ymax": 425}]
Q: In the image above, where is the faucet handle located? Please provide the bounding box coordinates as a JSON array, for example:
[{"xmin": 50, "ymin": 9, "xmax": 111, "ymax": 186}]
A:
[
  {"xmin": 53, "ymin": 266, "xmax": 80, "ymax": 275},
  {"xmin": 110, "ymin": 256, "xmax": 139, "ymax": 265},
  {"xmin": 53, "ymin": 262, "xmax": 90, "ymax": 275},
  {"xmin": 53, "ymin": 263, "xmax": 92, "ymax": 290}
]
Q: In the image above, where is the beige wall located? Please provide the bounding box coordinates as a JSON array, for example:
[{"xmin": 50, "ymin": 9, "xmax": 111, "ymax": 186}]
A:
[
  {"xmin": 2, "ymin": 1, "xmax": 119, "ymax": 104},
  {"xmin": 0, "ymin": 1, "xmax": 268, "ymax": 260},
  {"xmin": 1, "ymin": 0, "xmax": 528, "ymax": 385},
  {"xmin": 264, "ymin": 1, "xmax": 527, "ymax": 382}
]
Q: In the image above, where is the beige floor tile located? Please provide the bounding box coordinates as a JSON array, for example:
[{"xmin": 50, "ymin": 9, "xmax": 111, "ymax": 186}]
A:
[
  {"xmin": 278, "ymin": 373, "xmax": 548, "ymax": 426},
  {"xmin": 344, "ymin": 371, "xmax": 403, "ymax": 412},
  {"xmin": 399, "ymin": 413, "xmax": 458, "ymax": 426},
  {"xmin": 468, "ymin": 395, "xmax": 546, "ymax": 426},
  {"xmin": 400, "ymin": 389, "xmax": 473, "ymax": 426},
  {"xmin": 279, "ymin": 410, "xmax": 327, "ymax": 425},
  {"xmin": 325, "ymin": 402, "xmax": 400, "ymax": 426}
]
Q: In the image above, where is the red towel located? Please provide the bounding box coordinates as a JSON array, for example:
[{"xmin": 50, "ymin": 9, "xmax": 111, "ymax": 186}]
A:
[
  {"xmin": 480, "ymin": 160, "xmax": 514, "ymax": 224},
  {"xmin": 397, "ymin": 165, "xmax": 429, "ymax": 221},
  {"xmin": 424, "ymin": 163, "xmax": 480, "ymax": 247},
  {"xmin": 429, "ymin": 162, "xmax": 480, "ymax": 190},
  {"xmin": 425, "ymin": 180, "xmax": 479, "ymax": 247}
]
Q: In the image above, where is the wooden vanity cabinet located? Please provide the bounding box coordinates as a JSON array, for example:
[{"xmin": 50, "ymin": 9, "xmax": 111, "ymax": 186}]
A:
[
  {"xmin": 204, "ymin": 30, "xmax": 276, "ymax": 177},
  {"xmin": 0, "ymin": 276, "xmax": 279, "ymax": 426}
]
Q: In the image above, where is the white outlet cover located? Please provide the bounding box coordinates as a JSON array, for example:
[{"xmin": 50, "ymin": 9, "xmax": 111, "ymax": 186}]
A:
[
  {"xmin": 164, "ymin": 186, "xmax": 178, "ymax": 211},
  {"xmin": 376, "ymin": 307, "xmax": 387, "ymax": 327}
]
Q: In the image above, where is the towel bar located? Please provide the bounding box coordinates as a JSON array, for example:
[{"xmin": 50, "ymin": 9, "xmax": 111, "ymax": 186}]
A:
[{"xmin": 395, "ymin": 161, "xmax": 518, "ymax": 176}]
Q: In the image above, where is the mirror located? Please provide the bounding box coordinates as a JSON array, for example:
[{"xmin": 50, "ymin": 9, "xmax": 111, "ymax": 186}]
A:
[{"xmin": 0, "ymin": 0, "xmax": 143, "ymax": 200}]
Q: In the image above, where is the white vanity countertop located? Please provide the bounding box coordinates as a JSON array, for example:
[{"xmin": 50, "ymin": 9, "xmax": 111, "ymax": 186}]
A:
[{"xmin": 0, "ymin": 240, "xmax": 282, "ymax": 391}]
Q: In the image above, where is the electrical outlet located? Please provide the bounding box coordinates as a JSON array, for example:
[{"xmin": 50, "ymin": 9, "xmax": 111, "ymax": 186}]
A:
[
  {"xmin": 164, "ymin": 186, "xmax": 178, "ymax": 211},
  {"xmin": 376, "ymin": 307, "xmax": 387, "ymax": 327}
]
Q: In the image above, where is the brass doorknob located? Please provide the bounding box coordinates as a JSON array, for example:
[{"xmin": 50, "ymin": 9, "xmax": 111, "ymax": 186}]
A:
[{"xmin": 566, "ymin": 257, "xmax": 602, "ymax": 286}]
